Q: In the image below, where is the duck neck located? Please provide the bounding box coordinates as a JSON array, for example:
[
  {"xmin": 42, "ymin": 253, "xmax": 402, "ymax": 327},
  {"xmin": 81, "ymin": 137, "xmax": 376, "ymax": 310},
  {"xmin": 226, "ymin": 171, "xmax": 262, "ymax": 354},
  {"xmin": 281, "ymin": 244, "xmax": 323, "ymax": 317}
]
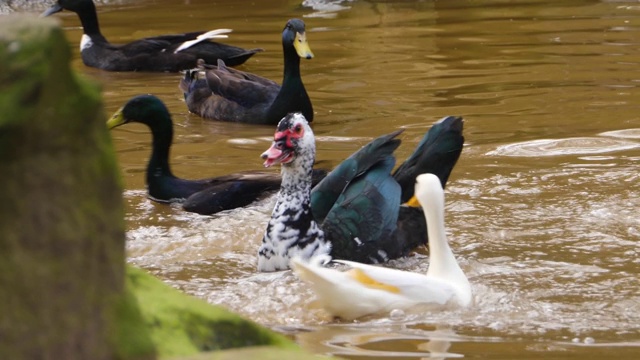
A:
[
  {"xmin": 282, "ymin": 44, "xmax": 302, "ymax": 82},
  {"xmin": 276, "ymin": 45, "xmax": 306, "ymax": 102},
  {"xmin": 266, "ymin": 44, "xmax": 311, "ymax": 123},
  {"xmin": 76, "ymin": 3, "xmax": 107, "ymax": 43},
  {"xmin": 276, "ymin": 148, "xmax": 314, "ymax": 217},
  {"xmin": 258, "ymin": 146, "xmax": 329, "ymax": 272},
  {"xmin": 425, "ymin": 197, "xmax": 464, "ymax": 280},
  {"xmin": 146, "ymin": 117, "xmax": 176, "ymax": 183}
]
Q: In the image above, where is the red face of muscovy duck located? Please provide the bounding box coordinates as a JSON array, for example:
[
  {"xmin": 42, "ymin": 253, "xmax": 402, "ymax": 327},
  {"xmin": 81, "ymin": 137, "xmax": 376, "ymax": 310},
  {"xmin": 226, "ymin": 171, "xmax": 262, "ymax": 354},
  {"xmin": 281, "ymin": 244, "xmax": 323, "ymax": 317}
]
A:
[{"xmin": 261, "ymin": 113, "xmax": 312, "ymax": 167}]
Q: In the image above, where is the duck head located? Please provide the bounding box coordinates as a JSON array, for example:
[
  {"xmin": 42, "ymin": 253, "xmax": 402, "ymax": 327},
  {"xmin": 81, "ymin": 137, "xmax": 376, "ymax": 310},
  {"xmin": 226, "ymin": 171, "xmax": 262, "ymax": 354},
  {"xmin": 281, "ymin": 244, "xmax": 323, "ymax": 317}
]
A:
[
  {"xmin": 261, "ymin": 113, "xmax": 314, "ymax": 168},
  {"xmin": 108, "ymin": 94, "xmax": 170, "ymax": 129},
  {"xmin": 283, "ymin": 19, "xmax": 314, "ymax": 60}
]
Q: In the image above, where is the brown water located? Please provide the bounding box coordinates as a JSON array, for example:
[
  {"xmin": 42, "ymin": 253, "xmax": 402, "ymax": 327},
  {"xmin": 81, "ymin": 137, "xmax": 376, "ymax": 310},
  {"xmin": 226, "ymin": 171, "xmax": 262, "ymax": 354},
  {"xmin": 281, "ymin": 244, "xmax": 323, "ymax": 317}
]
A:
[{"xmin": 42, "ymin": 0, "xmax": 640, "ymax": 358}]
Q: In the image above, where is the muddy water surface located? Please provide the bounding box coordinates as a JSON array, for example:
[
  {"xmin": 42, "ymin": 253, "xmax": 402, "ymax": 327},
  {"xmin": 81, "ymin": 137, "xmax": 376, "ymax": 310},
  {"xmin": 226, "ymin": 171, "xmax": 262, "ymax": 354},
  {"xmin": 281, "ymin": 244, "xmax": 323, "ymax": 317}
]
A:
[{"xmin": 41, "ymin": 0, "xmax": 640, "ymax": 358}]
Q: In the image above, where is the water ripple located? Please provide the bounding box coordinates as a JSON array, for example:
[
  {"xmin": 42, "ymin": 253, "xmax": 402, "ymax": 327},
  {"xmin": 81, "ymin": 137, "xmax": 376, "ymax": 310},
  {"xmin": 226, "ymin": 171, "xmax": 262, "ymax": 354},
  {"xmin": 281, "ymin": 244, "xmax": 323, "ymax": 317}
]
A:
[{"xmin": 487, "ymin": 137, "xmax": 640, "ymax": 157}]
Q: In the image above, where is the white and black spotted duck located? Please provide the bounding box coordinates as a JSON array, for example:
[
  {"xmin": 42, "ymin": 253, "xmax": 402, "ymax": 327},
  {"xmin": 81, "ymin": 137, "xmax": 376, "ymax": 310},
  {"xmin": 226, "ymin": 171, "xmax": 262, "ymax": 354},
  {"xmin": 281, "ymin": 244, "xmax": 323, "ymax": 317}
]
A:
[
  {"xmin": 179, "ymin": 19, "xmax": 313, "ymax": 125},
  {"xmin": 258, "ymin": 113, "xmax": 464, "ymax": 272},
  {"xmin": 42, "ymin": 0, "xmax": 261, "ymax": 71}
]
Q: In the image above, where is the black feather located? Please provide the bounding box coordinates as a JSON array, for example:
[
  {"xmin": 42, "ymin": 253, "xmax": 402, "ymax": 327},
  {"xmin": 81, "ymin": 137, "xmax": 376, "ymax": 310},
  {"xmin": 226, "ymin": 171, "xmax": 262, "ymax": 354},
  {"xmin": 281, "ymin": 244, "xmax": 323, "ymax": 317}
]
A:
[{"xmin": 394, "ymin": 116, "xmax": 464, "ymax": 203}]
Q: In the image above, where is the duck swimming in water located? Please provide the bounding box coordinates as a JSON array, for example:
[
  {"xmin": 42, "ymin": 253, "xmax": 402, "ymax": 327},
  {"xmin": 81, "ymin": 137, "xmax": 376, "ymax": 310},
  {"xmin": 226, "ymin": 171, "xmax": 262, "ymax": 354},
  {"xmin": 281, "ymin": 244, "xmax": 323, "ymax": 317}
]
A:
[
  {"xmin": 180, "ymin": 18, "xmax": 314, "ymax": 125},
  {"xmin": 291, "ymin": 173, "xmax": 472, "ymax": 320},
  {"xmin": 108, "ymin": 95, "xmax": 326, "ymax": 215},
  {"xmin": 258, "ymin": 113, "xmax": 464, "ymax": 272},
  {"xmin": 42, "ymin": 0, "xmax": 262, "ymax": 71}
]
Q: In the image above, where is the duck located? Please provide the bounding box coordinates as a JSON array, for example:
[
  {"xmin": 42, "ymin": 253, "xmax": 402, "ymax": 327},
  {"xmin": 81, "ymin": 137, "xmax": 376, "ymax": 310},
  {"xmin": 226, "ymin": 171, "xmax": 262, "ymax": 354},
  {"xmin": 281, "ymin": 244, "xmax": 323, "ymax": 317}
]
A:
[
  {"xmin": 257, "ymin": 113, "xmax": 464, "ymax": 272},
  {"xmin": 291, "ymin": 173, "xmax": 472, "ymax": 320},
  {"xmin": 179, "ymin": 18, "xmax": 314, "ymax": 125},
  {"xmin": 41, "ymin": 0, "xmax": 262, "ymax": 72},
  {"xmin": 107, "ymin": 95, "xmax": 327, "ymax": 215}
]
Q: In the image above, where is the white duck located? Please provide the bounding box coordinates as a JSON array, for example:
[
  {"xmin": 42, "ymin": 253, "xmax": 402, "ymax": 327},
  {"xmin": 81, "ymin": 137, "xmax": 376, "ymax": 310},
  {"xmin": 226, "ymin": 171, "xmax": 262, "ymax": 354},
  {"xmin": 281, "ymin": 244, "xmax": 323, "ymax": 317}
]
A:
[{"xmin": 291, "ymin": 173, "xmax": 471, "ymax": 320}]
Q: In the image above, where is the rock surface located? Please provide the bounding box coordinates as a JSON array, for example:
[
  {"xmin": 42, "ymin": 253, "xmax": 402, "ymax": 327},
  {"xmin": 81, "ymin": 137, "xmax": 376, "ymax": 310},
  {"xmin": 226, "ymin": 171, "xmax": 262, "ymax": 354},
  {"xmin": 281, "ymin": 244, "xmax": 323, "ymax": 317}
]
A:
[{"xmin": 0, "ymin": 13, "xmax": 130, "ymax": 360}]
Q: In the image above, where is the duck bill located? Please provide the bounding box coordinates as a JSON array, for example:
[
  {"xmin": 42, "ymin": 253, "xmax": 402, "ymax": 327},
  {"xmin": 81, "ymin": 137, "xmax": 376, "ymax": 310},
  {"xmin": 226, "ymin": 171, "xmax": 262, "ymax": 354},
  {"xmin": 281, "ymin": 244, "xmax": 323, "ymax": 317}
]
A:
[
  {"xmin": 41, "ymin": 3, "xmax": 63, "ymax": 17},
  {"xmin": 261, "ymin": 143, "xmax": 294, "ymax": 168},
  {"xmin": 294, "ymin": 32, "xmax": 314, "ymax": 59},
  {"xmin": 404, "ymin": 195, "xmax": 421, "ymax": 208},
  {"xmin": 107, "ymin": 108, "xmax": 126, "ymax": 129}
]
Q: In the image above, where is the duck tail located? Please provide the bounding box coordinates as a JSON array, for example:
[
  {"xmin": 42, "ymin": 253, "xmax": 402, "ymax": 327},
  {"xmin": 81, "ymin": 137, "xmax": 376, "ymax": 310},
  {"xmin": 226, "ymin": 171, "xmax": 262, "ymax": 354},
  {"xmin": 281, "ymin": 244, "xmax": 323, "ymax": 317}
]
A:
[
  {"xmin": 291, "ymin": 256, "xmax": 341, "ymax": 293},
  {"xmin": 393, "ymin": 116, "xmax": 464, "ymax": 203},
  {"xmin": 179, "ymin": 68, "xmax": 197, "ymax": 96},
  {"xmin": 179, "ymin": 62, "xmax": 211, "ymax": 101}
]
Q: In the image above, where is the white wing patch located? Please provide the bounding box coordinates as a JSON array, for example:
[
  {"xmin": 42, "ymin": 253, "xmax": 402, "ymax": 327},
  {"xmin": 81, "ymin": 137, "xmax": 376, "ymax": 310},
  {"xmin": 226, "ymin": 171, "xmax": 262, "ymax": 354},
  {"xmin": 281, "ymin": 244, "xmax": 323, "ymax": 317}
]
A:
[{"xmin": 80, "ymin": 34, "xmax": 93, "ymax": 51}]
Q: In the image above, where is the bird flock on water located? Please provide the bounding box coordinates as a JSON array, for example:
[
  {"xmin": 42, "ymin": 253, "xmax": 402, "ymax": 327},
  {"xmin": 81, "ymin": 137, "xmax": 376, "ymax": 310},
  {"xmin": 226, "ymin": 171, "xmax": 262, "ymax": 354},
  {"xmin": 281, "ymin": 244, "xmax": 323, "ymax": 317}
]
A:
[{"xmin": 44, "ymin": 0, "xmax": 472, "ymax": 320}]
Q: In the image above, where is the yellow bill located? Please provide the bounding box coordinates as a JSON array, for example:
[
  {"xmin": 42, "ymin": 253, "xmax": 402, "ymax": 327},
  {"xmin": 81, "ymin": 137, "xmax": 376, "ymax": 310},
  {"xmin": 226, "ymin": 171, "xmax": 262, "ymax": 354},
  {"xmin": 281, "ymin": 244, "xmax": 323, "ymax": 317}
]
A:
[
  {"xmin": 294, "ymin": 32, "xmax": 314, "ymax": 59},
  {"xmin": 106, "ymin": 107, "xmax": 125, "ymax": 129},
  {"xmin": 404, "ymin": 195, "xmax": 421, "ymax": 208}
]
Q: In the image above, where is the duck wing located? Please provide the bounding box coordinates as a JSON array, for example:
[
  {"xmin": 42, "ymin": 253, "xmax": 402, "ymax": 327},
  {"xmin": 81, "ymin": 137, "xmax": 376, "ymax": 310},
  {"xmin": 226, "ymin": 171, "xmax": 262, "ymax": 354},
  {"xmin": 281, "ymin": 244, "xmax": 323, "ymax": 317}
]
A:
[
  {"xmin": 117, "ymin": 31, "xmax": 213, "ymax": 55},
  {"xmin": 291, "ymin": 257, "xmax": 413, "ymax": 320},
  {"xmin": 117, "ymin": 38, "xmax": 174, "ymax": 55},
  {"xmin": 292, "ymin": 258, "xmax": 457, "ymax": 319},
  {"xmin": 180, "ymin": 61, "xmax": 280, "ymax": 123},
  {"xmin": 181, "ymin": 168, "xmax": 328, "ymax": 215},
  {"xmin": 205, "ymin": 62, "xmax": 279, "ymax": 106},
  {"xmin": 169, "ymin": 30, "xmax": 263, "ymax": 67},
  {"xmin": 311, "ymin": 130, "xmax": 403, "ymax": 224},
  {"xmin": 107, "ymin": 36, "xmax": 198, "ymax": 72},
  {"xmin": 117, "ymin": 31, "xmax": 261, "ymax": 67},
  {"xmin": 209, "ymin": 59, "xmax": 278, "ymax": 86},
  {"xmin": 393, "ymin": 116, "xmax": 464, "ymax": 203},
  {"xmin": 322, "ymin": 157, "xmax": 402, "ymax": 262},
  {"xmin": 335, "ymin": 260, "xmax": 458, "ymax": 305},
  {"xmin": 181, "ymin": 172, "xmax": 282, "ymax": 215}
]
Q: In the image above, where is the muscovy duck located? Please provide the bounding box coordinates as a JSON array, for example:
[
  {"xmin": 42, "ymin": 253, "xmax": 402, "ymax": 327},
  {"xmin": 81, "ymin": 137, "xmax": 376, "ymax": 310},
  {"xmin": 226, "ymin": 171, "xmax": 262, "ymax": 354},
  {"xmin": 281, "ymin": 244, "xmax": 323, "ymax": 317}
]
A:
[
  {"xmin": 179, "ymin": 19, "xmax": 314, "ymax": 125},
  {"xmin": 107, "ymin": 95, "xmax": 326, "ymax": 215},
  {"xmin": 42, "ymin": 0, "xmax": 262, "ymax": 71},
  {"xmin": 258, "ymin": 113, "xmax": 464, "ymax": 271},
  {"xmin": 291, "ymin": 173, "xmax": 471, "ymax": 320}
]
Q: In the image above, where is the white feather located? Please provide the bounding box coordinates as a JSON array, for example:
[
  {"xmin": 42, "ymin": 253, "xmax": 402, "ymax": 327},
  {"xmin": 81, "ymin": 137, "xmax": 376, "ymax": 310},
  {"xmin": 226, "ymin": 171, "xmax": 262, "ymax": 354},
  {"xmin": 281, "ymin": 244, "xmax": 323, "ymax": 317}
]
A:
[
  {"xmin": 174, "ymin": 28, "xmax": 232, "ymax": 53},
  {"xmin": 291, "ymin": 173, "xmax": 472, "ymax": 320},
  {"xmin": 292, "ymin": 257, "xmax": 418, "ymax": 319},
  {"xmin": 80, "ymin": 34, "xmax": 93, "ymax": 51}
]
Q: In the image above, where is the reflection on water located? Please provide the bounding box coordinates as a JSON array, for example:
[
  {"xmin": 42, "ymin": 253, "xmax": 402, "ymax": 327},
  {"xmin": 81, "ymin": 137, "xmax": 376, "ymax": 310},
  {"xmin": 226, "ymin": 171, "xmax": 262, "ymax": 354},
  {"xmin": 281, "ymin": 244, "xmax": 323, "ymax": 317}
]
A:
[
  {"xmin": 25, "ymin": 0, "xmax": 640, "ymax": 358},
  {"xmin": 296, "ymin": 325, "xmax": 464, "ymax": 359}
]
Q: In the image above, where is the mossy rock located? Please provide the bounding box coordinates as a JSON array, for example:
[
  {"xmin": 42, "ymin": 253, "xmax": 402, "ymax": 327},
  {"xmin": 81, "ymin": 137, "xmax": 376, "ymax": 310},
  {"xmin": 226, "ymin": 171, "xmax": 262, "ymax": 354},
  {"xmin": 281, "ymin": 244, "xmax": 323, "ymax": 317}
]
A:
[
  {"xmin": 125, "ymin": 266, "xmax": 297, "ymax": 358},
  {"xmin": 0, "ymin": 14, "xmax": 129, "ymax": 360}
]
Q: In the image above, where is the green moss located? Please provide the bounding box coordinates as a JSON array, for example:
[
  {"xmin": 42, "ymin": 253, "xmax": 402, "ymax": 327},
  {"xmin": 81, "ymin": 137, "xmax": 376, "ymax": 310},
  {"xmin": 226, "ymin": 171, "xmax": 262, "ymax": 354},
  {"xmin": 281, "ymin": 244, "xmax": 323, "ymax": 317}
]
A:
[
  {"xmin": 126, "ymin": 266, "xmax": 296, "ymax": 358},
  {"xmin": 110, "ymin": 279, "xmax": 157, "ymax": 360}
]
